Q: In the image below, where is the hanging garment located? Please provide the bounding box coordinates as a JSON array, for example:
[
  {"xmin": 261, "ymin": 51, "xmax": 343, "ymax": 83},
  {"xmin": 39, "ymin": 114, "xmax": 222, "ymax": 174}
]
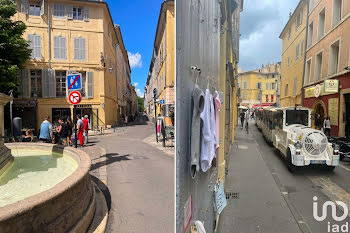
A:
[
  {"xmin": 200, "ymin": 89, "xmax": 215, "ymax": 172},
  {"xmin": 194, "ymin": 221, "xmax": 206, "ymax": 233},
  {"xmin": 190, "ymin": 85, "xmax": 205, "ymax": 178},
  {"xmin": 210, "ymin": 93, "xmax": 216, "ymax": 160},
  {"xmin": 214, "ymin": 91, "xmax": 221, "ymax": 152}
]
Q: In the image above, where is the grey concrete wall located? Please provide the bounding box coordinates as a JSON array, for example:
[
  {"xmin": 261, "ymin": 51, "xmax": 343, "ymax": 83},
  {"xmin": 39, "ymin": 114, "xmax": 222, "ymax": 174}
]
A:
[{"xmin": 176, "ymin": 0, "xmax": 220, "ymax": 232}]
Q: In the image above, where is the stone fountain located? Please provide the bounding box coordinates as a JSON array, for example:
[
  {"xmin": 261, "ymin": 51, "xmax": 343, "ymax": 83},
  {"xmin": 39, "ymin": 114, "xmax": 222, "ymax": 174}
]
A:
[{"xmin": 0, "ymin": 93, "xmax": 13, "ymax": 176}]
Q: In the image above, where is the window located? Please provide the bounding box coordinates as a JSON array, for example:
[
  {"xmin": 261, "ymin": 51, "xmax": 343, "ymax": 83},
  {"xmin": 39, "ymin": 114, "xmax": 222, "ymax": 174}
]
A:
[
  {"xmin": 52, "ymin": 108, "xmax": 71, "ymax": 126},
  {"xmin": 265, "ymin": 95, "xmax": 269, "ymax": 103},
  {"xmin": 305, "ymin": 59, "xmax": 312, "ymax": 83},
  {"xmin": 28, "ymin": 34, "xmax": 41, "ymax": 59},
  {"xmin": 54, "ymin": 36, "xmax": 66, "ymax": 60},
  {"xmin": 30, "ymin": 70, "xmax": 42, "ymax": 97},
  {"xmin": 296, "ymin": 44, "xmax": 300, "ymax": 60},
  {"xmin": 308, "ymin": 22, "xmax": 314, "ymax": 47},
  {"xmin": 299, "ymin": 9, "xmax": 303, "ymax": 25},
  {"xmin": 53, "ymin": 4, "xmax": 65, "ymax": 18},
  {"xmin": 288, "ymin": 28, "xmax": 291, "ymax": 39},
  {"xmin": 74, "ymin": 38, "xmax": 86, "ymax": 60},
  {"xmin": 256, "ymin": 82, "xmax": 261, "ymax": 89},
  {"xmin": 258, "ymin": 74, "xmax": 262, "ymax": 79},
  {"xmin": 271, "ymin": 83, "xmax": 276, "ymax": 90},
  {"xmin": 329, "ymin": 40, "xmax": 340, "ymax": 75},
  {"xmin": 288, "ymin": 57, "xmax": 290, "ymax": 67},
  {"xmin": 293, "ymin": 77, "xmax": 297, "ymax": 96},
  {"xmin": 243, "ymin": 82, "xmax": 247, "ymax": 89},
  {"xmin": 29, "ymin": 4, "xmax": 40, "ymax": 16},
  {"xmin": 286, "ymin": 110, "xmax": 309, "ymax": 126},
  {"xmin": 81, "ymin": 72, "xmax": 87, "ymax": 97},
  {"xmin": 315, "ymin": 52, "xmax": 323, "ymax": 81},
  {"xmin": 271, "ymin": 95, "xmax": 274, "ymax": 102},
  {"xmin": 301, "ymin": 40, "xmax": 304, "ymax": 56},
  {"xmin": 318, "ymin": 9, "xmax": 326, "ymax": 40},
  {"xmin": 56, "ymin": 71, "xmax": 66, "ymax": 97},
  {"xmin": 310, "ymin": 0, "xmax": 314, "ymax": 12},
  {"xmin": 242, "ymin": 91, "xmax": 246, "ymax": 99},
  {"xmin": 285, "ymin": 84, "xmax": 288, "ymax": 96},
  {"xmin": 73, "ymin": 7, "xmax": 82, "ymax": 20},
  {"xmin": 333, "ymin": 0, "xmax": 342, "ymax": 26},
  {"xmin": 266, "ymin": 83, "xmax": 269, "ymax": 90}
]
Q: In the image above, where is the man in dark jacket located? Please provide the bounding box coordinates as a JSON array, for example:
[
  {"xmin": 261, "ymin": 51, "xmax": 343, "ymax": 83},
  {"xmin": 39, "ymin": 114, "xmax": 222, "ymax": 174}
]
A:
[{"xmin": 315, "ymin": 114, "xmax": 322, "ymax": 130}]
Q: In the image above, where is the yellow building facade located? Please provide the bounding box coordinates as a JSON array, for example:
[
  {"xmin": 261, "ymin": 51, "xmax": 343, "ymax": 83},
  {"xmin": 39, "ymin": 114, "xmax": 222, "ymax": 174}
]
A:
[
  {"xmin": 145, "ymin": 0, "xmax": 174, "ymax": 118},
  {"xmin": 12, "ymin": 0, "xmax": 134, "ymax": 130},
  {"xmin": 238, "ymin": 63, "xmax": 280, "ymax": 108},
  {"xmin": 280, "ymin": 0, "xmax": 308, "ymax": 107}
]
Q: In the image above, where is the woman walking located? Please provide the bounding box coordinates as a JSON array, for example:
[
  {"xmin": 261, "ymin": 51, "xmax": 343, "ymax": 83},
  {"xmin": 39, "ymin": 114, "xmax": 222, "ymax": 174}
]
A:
[{"xmin": 323, "ymin": 116, "xmax": 331, "ymax": 137}]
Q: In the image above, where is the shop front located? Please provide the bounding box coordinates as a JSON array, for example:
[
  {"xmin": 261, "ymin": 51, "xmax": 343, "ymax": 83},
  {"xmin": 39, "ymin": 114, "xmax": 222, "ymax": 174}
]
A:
[{"xmin": 303, "ymin": 73, "xmax": 350, "ymax": 137}]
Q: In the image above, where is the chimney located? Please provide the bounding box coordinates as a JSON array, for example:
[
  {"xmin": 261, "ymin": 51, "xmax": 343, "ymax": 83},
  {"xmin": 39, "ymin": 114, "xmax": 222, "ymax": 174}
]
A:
[{"xmin": 289, "ymin": 11, "xmax": 292, "ymax": 18}]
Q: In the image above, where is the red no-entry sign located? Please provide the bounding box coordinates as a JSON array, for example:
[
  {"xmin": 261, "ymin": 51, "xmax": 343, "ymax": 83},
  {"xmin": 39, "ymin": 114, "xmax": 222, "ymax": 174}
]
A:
[{"xmin": 69, "ymin": 91, "xmax": 81, "ymax": 105}]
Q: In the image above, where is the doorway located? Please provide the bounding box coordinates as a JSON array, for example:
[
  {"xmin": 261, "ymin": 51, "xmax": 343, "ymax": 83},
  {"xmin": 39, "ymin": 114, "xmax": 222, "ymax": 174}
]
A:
[{"xmin": 344, "ymin": 94, "xmax": 350, "ymax": 137}]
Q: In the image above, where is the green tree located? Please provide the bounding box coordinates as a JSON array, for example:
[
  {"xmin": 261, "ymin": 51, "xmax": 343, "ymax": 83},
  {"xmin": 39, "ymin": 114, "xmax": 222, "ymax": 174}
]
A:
[
  {"xmin": 0, "ymin": 0, "xmax": 31, "ymax": 94},
  {"xmin": 137, "ymin": 96, "xmax": 144, "ymax": 112}
]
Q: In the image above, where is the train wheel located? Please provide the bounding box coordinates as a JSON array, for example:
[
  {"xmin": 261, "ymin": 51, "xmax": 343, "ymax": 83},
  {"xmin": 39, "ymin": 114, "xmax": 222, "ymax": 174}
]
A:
[{"xmin": 287, "ymin": 149, "xmax": 297, "ymax": 173}]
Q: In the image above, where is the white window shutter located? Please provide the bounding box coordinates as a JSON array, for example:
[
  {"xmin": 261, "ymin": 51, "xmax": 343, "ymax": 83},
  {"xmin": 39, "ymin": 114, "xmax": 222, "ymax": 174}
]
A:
[
  {"xmin": 40, "ymin": 0, "xmax": 44, "ymax": 16},
  {"xmin": 28, "ymin": 34, "xmax": 34, "ymax": 58},
  {"xmin": 21, "ymin": 0, "xmax": 28, "ymax": 14},
  {"xmin": 82, "ymin": 38, "xmax": 86, "ymax": 60},
  {"xmin": 67, "ymin": 5, "xmax": 73, "ymax": 19},
  {"xmin": 88, "ymin": 71, "xmax": 93, "ymax": 98},
  {"xmin": 83, "ymin": 6, "xmax": 89, "ymax": 22},
  {"xmin": 62, "ymin": 37, "xmax": 66, "ymax": 59},
  {"xmin": 42, "ymin": 69, "xmax": 49, "ymax": 97},
  {"xmin": 54, "ymin": 36, "xmax": 58, "ymax": 59},
  {"xmin": 35, "ymin": 35, "xmax": 41, "ymax": 59},
  {"xmin": 74, "ymin": 38, "xmax": 78, "ymax": 60}
]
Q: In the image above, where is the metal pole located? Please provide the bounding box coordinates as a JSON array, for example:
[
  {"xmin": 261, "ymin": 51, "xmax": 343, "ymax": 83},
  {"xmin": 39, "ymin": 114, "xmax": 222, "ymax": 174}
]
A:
[
  {"xmin": 9, "ymin": 90, "xmax": 13, "ymax": 138},
  {"xmin": 74, "ymin": 105, "xmax": 77, "ymax": 148},
  {"xmin": 154, "ymin": 98, "xmax": 157, "ymax": 142}
]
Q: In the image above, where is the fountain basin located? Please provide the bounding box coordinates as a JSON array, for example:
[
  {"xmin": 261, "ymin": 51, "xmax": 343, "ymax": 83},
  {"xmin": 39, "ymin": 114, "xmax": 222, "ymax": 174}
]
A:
[{"xmin": 0, "ymin": 143, "xmax": 95, "ymax": 233}]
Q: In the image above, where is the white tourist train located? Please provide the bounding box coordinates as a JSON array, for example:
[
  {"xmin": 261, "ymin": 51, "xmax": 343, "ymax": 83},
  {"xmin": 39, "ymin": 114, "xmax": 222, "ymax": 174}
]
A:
[{"xmin": 255, "ymin": 106, "xmax": 339, "ymax": 172}]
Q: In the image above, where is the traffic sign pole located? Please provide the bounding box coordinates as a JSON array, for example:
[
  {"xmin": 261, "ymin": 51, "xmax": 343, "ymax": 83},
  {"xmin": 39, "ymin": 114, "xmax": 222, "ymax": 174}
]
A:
[{"xmin": 74, "ymin": 105, "xmax": 77, "ymax": 148}]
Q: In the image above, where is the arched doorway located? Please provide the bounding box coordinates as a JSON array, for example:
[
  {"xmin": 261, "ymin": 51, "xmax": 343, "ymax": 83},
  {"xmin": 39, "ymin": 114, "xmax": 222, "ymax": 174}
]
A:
[{"xmin": 311, "ymin": 100, "xmax": 326, "ymax": 128}]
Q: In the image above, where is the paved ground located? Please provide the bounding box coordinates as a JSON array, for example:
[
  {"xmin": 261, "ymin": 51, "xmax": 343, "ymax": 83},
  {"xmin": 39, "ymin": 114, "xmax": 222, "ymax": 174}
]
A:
[
  {"xmin": 218, "ymin": 120, "xmax": 350, "ymax": 233},
  {"xmin": 84, "ymin": 116, "xmax": 174, "ymax": 233}
]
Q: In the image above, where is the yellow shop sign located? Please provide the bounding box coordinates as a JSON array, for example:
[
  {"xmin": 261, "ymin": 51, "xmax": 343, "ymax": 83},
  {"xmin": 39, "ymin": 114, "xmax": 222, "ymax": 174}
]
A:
[{"xmin": 305, "ymin": 80, "xmax": 339, "ymax": 98}]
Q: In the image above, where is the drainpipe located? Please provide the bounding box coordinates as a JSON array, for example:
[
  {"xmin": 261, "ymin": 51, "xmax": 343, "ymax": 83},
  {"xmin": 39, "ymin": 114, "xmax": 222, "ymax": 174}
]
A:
[
  {"xmin": 301, "ymin": 0, "xmax": 309, "ymax": 106},
  {"xmin": 47, "ymin": 0, "xmax": 51, "ymax": 69}
]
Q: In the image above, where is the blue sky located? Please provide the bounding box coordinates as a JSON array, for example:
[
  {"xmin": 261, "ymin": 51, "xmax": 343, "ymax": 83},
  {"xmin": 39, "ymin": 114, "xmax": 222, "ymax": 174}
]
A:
[{"xmin": 105, "ymin": 0, "xmax": 164, "ymax": 97}]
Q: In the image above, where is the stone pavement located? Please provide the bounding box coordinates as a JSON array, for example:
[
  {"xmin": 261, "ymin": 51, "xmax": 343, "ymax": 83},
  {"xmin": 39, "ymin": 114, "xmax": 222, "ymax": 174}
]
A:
[
  {"xmin": 143, "ymin": 133, "xmax": 175, "ymax": 157},
  {"xmin": 218, "ymin": 124, "xmax": 302, "ymax": 233}
]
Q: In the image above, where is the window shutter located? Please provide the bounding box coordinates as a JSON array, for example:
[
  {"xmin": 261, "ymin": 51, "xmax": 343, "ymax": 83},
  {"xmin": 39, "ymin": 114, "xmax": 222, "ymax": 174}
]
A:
[
  {"xmin": 21, "ymin": 0, "xmax": 28, "ymax": 14},
  {"xmin": 42, "ymin": 69, "xmax": 49, "ymax": 97},
  {"xmin": 21, "ymin": 69, "xmax": 30, "ymax": 98},
  {"xmin": 74, "ymin": 38, "xmax": 79, "ymax": 60},
  {"xmin": 81, "ymin": 38, "xmax": 86, "ymax": 60},
  {"xmin": 54, "ymin": 36, "xmax": 59, "ymax": 59},
  {"xmin": 28, "ymin": 34, "xmax": 34, "ymax": 58},
  {"xmin": 67, "ymin": 5, "xmax": 73, "ymax": 19},
  {"xmin": 48, "ymin": 69, "xmax": 56, "ymax": 97},
  {"xmin": 88, "ymin": 71, "xmax": 93, "ymax": 98},
  {"xmin": 61, "ymin": 37, "xmax": 66, "ymax": 59},
  {"xmin": 40, "ymin": 0, "xmax": 44, "ymax": 16},
  {"xmin": 83, "ymin": 6, "xmax": 89, "ymax": 22},
  {"xmin": 35, "ymin": 35, "xmax": 41, "ymax": 59}
]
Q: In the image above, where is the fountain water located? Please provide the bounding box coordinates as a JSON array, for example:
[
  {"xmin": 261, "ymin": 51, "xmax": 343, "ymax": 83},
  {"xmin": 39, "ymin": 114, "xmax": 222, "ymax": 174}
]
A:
[{"xmin": 0, "ymin": 94, "xmax": 13, "ymax": 176}]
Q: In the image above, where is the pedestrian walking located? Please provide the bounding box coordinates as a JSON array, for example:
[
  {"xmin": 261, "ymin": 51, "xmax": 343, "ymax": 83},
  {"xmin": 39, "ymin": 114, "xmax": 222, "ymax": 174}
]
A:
[
  {"xmin": 76, "ymin": 115, "xmax": 84, "ymax": 147},
  {"xmin": 82, "ymin": 115, "xmax": 89, "ymax": 144},
  {"xmin": 315, "ymin": 114, "xmax": 322, "ymax": 130},
  {"xmin": 240, "ymin": 110, "xmax": 245, "ymax": 128},
  {"xmin": 323, "ymin": 116, "xmax": 331, "ymax": 137},
  {"xmin": 39, "ymin": 116, "xmax": 53, "ymax": 143},
  {"xmin": 56, "ymin": 118, "xmax": 69, "ymax": 146}
]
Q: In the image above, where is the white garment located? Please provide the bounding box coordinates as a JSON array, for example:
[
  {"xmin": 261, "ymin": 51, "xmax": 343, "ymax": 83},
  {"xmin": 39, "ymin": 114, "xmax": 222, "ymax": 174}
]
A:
[
  {"xmin": 194, "ymin": 221, "xmax": 206, "ymax": 233},
  {"xmin": 324, "ymin": 119, "xmax": 331, "ymax": 129},
  {"xmin": 200, "ymin": 89, "xmax": 215, "ymax": 172}
]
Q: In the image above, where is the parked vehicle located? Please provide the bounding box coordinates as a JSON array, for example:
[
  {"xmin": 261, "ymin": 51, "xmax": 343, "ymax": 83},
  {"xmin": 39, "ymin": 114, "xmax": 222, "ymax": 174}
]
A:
[
  {"xmin": 328, "ymin": 137, "xmax": 350, "ymax": 161},
  {"xmin": 256, "ymin": 106, "xmax": 339, "ymax": 172}
]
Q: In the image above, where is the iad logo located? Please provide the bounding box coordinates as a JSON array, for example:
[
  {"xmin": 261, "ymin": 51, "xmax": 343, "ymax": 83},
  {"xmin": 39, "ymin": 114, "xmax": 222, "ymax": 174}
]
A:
[{"xmin": 313, "ymin": 196, "xmax": 349, "ymax": 232}]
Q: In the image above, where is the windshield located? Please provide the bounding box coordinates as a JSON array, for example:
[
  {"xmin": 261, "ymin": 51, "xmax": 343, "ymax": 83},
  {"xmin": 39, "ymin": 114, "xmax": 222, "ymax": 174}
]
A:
[{"xmin": 285, "ymin": 110, "xmax": 309, "ymax": 126}]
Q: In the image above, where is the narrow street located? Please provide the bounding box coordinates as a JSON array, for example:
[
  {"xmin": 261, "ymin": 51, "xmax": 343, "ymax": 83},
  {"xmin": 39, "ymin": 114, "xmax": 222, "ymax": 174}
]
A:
[
  {"xmin": 219, "ymin": 120, "xmax": 350, "ymax": 233},
  {"xmin": 88, "ymin": 117, "xmax": 174, "ymax": 233}
]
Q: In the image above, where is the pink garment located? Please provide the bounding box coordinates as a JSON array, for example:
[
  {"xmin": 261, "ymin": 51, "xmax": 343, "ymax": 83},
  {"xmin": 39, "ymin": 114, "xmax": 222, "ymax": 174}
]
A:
[{"xmin": 214, "ymin": 92, "xmax": 221, "ymax": 152}]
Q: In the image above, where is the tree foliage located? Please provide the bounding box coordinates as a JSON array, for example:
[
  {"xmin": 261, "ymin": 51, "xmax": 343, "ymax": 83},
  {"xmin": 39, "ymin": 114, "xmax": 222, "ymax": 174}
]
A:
[
  {"xmin": 0, "ymin": 0, "xmax": 31, "ymax": 94},
  {"xmin": 137, "ymin": 96, "xmax": 144, "ymax": 112}
]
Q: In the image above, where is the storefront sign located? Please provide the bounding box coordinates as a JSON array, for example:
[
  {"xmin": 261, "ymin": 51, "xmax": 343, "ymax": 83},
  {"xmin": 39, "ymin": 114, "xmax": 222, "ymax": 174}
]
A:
[
  {"xmin": 324, "ymin": 80, "xmax": 339, "ymax": 93},
  {"xmin": 328, "ymin": 98, "xmax": 339, "ymax": 126},
  {"xmin": 76, "ymin": 104, "xmax": 92, "ymax": 109},
  {"xmin": 305, "ymin": 80, "xmax": 339, "ymax": 99}
]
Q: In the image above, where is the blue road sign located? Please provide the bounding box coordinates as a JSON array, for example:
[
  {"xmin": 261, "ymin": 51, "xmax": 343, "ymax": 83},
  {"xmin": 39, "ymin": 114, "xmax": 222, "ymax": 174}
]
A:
[
  {"xmin": 67, "ymin": 73, "xmax": 82, "ymax": 90},
  {"xmin": 160, "ymin": 99, "xmax": 165, "ymax": 104}
]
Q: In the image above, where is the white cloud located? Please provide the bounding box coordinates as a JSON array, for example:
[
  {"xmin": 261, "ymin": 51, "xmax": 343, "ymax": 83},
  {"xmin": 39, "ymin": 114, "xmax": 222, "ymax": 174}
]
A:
[
  {"xmin": 133, "ymin": 82, "xmax": 139, "ymax": 87},
  {"xmin": 136, "ymin": 88, "xmax": 144, "ymax": 97},
  {"xmin": 128, "ymin": 52, "xmax": 142, "ymax": 69}
]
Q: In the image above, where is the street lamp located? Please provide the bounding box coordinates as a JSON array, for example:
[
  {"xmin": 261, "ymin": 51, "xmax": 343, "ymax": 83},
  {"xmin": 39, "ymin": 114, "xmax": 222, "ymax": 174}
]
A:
[
  {"xmin": 33, "ymin": 93, "xmax": 38, "ymax": 132},
  {"xmin": 8, "ymin": 90, "xmax": 13, "ymax": 138}
]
